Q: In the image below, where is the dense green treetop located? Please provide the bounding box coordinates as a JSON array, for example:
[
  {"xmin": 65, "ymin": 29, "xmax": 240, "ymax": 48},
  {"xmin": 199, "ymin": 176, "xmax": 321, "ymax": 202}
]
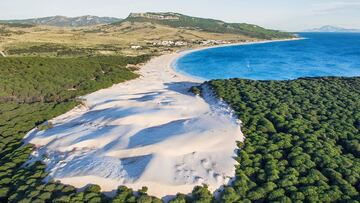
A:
[
  {"xmin": 1, "ymin": 52, "xmax": 360, "ymax": 202},
  {"xmin": 209, "ymin": 77, "xmax": 360, "ymax": 202},
  {"xmin": 0, "ymin": 55, "xmax": 150, "ymax": 103},
  {"xmin": 0, "ymin": 55, "xmax": 152, "ymax": 202}
]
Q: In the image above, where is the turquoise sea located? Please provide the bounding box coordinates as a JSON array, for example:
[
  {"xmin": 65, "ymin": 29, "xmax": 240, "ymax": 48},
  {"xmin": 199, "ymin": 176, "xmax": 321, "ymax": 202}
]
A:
[{"xmin": 174, "ymin": 33, "xmax": 360, "ymax": 80}]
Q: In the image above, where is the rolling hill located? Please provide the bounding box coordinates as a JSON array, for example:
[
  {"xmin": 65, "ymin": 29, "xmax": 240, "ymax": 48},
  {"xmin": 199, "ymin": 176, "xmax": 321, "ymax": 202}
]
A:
[
  {"xmin": 0, "ymin": 15, "xmax": 122, "ymax": 27},
  {"xmin": 0, "ymin": 12, "xmax": 296, "ymax": 57},
  {"xmin": 120, "ymin": 12, "xmax": 294, "ymax": 39}
]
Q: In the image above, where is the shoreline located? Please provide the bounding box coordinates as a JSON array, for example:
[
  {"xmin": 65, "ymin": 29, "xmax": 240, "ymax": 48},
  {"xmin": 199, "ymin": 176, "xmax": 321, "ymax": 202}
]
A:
[
  {"xmin": 181, "ymin": 37, "xmax": 304, "ymax": 54},
  {"xmin": 171, "ymin": 37, "xmax": 304, "ymax": 81},
  {"xmin": 24, "ymin": 37, "xmax": 301, "ymax": 199}
]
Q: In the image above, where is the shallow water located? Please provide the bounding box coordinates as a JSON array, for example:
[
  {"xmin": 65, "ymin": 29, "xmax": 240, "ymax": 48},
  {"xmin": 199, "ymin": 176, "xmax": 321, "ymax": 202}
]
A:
[{"xmin": 175, "ymin": 33, "xmax": 360, "ymax": 80}]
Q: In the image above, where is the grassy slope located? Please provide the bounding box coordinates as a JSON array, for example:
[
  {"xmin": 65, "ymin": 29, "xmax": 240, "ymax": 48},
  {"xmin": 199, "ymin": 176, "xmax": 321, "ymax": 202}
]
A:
[
  {"xmin": 0, "ymin": 21, "xmax": 257, "ymax": 57},
  {"xmin": 123, "ymin": 12, "xmax": 294, "ymax": 40},
  {"xmin": 209, "ymin": 77, "xmax": 360, "ymax": 202},
  {"xmin": 0, "ymin": 12, "xmax": 295, "ymax": 58}
]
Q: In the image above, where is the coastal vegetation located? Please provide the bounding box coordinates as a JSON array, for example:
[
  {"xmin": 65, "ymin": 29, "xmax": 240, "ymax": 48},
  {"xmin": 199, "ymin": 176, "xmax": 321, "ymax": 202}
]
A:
[
  {"xmin": 0, "ymin": 12, "xmax": 286, "ymax": 202},
  {"xmin": 0, "ymin": 56, "xmax": 151, "ymax": 103},
  {"xmin": 3, "ymin": 53, "xmax": 359, "ymax": 202},
  {"xmin": 1, "ymin": 12, "xmax": 344, "ymax": 203},
  {"xmin": 209, "ymin": 77, "xmax": 360, "ymax": 202},
  {"xmin": 124, "ymin": 12, "xmax": 294, "ymax": 40},
  {"xmin": 0, "ymin": 55, "xmax": 154, "ymax": 202}
]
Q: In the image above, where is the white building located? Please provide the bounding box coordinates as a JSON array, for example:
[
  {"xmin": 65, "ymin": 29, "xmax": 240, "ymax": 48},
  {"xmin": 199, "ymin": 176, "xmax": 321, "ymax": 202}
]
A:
[{"xmin": 131, "ymin": 45, "xmax": 142, "ymax": 49}]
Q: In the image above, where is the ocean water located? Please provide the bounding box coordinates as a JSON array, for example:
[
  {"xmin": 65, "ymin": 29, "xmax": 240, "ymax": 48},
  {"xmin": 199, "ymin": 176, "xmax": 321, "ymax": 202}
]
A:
[{"xmin": 175, "ymin": 33, "xmax": 360, "ymax": 80}]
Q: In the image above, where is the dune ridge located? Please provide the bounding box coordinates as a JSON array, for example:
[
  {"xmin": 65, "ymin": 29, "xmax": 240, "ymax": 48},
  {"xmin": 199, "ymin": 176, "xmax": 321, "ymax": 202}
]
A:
[{"xmin": 24, "ymin": 52, "xmax": 244, "ymax": 198}]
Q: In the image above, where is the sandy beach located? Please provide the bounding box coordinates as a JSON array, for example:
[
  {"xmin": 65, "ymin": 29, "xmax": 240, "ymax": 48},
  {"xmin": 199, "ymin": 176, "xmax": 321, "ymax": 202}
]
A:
[
  {"xmin": 24, "ymin": 38, "xmax": 303, "ymax": 198},
  {"xmin": 24, "ymin": 49, "xmax": 244, "ymax": 198}
]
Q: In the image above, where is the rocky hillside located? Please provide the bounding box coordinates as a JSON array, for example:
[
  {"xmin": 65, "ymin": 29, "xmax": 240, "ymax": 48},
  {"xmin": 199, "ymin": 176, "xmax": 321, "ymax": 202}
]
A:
[
  {"xmin": 121, "ymin": 12, "xmax": 294, "ymax": 39},
  {"xmin": 0, "ymin": 15, "xmax": 122, "ymax": 27}
]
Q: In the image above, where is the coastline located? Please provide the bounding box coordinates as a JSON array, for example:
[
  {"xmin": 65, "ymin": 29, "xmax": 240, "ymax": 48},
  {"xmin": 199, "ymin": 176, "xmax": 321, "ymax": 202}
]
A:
[
  {"xmin": 171, "ymin": 37, "xmax": 304, "ymax": 80},
  {"xmin": 24, "ymin": 37, "xmax": 300, "ymax": 199},
  {"xmin": 180, "ymin": 37, "xmax": 304, "ymax": 54}
]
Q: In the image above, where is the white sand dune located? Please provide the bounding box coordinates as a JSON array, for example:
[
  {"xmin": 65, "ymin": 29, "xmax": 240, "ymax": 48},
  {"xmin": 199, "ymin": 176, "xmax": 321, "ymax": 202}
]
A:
[{"xmin": 24, "ymin": 51, "xmax": 244, "ymax": 198}]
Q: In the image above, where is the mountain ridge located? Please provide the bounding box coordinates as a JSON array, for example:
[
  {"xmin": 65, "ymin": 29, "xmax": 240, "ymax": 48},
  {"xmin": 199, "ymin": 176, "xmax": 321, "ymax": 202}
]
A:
[
  {"xmin": 0, "ymin": 15, "xmax": 122, "ymax": 27},
  {"xmin": 1, "ymin": 12, "xmax": 295, "ymax": 40},
  {"xmin": 120, "ymin": 12, "xmax": 295, "ymax": 40},
  {"xmin": 303, "ymin": 25, "xmax": 360, "ymax": 33}
]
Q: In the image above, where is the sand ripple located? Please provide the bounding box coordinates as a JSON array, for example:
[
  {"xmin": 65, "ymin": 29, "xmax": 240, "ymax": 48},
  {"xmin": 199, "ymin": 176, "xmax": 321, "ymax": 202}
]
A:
[{"xmin": 24, "ymin": 53, "xmax": 243, "ymax": 198}]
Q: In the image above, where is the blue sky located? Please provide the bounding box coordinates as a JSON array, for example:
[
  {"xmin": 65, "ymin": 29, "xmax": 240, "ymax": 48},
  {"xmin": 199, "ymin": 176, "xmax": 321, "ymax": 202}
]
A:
[{"xmin": 1, "ymin": 0, "xmax": 360, "ymax": 31}]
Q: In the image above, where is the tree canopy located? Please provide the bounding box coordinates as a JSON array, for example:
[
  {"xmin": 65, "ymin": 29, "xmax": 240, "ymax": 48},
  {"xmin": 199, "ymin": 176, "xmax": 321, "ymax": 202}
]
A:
[
  {"xmin": 1, "ymin": 53, "xmax": 359, "ymax": 202},
  {"xmin": 209, "ymin": 77, "xmax": 360, "ymax": 202}
]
